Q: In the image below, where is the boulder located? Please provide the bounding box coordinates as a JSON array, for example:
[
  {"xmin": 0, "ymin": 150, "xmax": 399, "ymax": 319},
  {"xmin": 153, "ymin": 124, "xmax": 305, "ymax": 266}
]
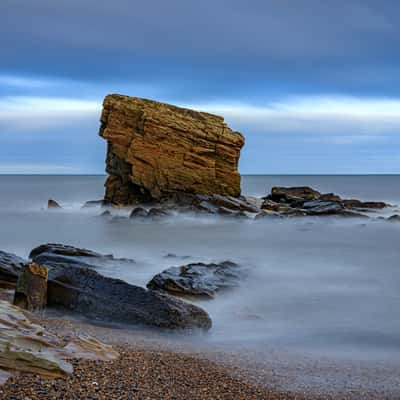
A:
[
  {"xmin": 0, "ymin": 251, "xmax": 27, "ymax": 287},
  {"xmin": 13, "ymin": 263, "xmax": 48, "ymax": 312},
  {"xmin": 147, "ymin": 261, "xmax": 242, "ymax": 298},
  {"xmin": 30, "ymin": 243, "xmax": 110, "ymax": 259},
  {"xmin": 387, "ymin": 214, "xmax": 400, "ymax": 222},
  {"xmin": 147, "ymin": 207, "xmax": 171, "ymax": 219},
  {"xmin": 0, "ymin": 300, "xmax": 118, "ymax": 383},
  {"xmin": 99, "ymin": 94, "xmax": 244, "ymax": 205},
  {"xmin": 47, "ymin": 266, "xmax": 211, "ymax": 330},
  {"xmin": 268, "ymin": 186, "xmax": 321, "ymax": 203},
  {"xmin": 129, "ymin": 206, "xmax": 148, "ymax": 219},
  {"xmin": 47, "ymin": 199, "xmax": 62, "ymax": 209}
]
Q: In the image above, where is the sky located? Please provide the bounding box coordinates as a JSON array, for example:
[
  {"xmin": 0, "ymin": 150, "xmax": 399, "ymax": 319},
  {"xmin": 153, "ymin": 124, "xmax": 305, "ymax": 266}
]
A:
[{"xmin": 1, "ymin": 0, "xmax": 400, "ymax": 174}]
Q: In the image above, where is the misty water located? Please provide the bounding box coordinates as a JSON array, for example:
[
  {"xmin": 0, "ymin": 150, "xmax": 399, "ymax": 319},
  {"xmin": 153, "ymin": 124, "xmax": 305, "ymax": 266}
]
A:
[{"xmin": 1, "ymin": 175, "xmax": 400, "ymax": 394}]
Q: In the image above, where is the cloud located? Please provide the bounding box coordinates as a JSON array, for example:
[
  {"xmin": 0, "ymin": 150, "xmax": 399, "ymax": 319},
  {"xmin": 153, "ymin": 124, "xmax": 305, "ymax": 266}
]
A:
[
  {"xmin": 0, "ymin": 96, "xmax": 101, "ymax": 133},
  {"xmin": 188, "ymin": 96, "xmax": 400, "ymax": 142}
]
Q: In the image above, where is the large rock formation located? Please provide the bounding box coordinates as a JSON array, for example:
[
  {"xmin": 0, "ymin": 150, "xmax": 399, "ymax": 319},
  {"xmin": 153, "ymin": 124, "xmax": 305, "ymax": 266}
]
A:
[{"xmin": 99, "ymin": 94, "xmax": 245, "ymax": 205}]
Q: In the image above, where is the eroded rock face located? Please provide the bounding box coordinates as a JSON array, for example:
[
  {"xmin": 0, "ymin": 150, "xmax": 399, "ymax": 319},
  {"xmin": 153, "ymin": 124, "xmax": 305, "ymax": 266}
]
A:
[{"xmin": 99, "ymin": 95, "xmax": 245, "ymax": 205}]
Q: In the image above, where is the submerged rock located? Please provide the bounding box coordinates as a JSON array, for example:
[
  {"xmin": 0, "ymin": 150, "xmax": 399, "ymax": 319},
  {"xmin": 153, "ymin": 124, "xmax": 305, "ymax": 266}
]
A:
[
  {"xmin": 47, "ymin": 199, "xmax": 62, "ymax": 209},
  {"xmin": 387, "ymin": 214, "xmax": 400, "ymax": 222},
  {"xmin": 129, "ymin": 206, "xmax": 148, "ymax": 219},
  {"xmin": 82, "ymin": 199, "xmax": 110, "ymax": 208},
  {"xmin": 99, "ymin": 94, "xmax": 244, "ymax": 205},
  {"xmin": 261, "ymin": 186, "xmax": 388, "ymax": 218},
  {"xmin": 47, "ymin": 266, "xmax": 211, "ymax": 330},
  {"xmin": 147, "ymin": 261, "xmax": 242, "ymax": 298}
]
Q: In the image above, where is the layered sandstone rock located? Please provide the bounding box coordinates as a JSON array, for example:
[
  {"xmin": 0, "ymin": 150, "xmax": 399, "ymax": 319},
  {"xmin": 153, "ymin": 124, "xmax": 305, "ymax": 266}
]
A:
[{"xmin": 99, "ymin": 94, "xmax": 245, "ymax": 205}]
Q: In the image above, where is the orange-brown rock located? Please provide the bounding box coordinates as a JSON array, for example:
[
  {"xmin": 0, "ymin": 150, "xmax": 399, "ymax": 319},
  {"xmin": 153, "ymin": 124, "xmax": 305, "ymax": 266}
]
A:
[{"xmin": 99, "ymin": 94, "xmax": 245, "ymax": 205}]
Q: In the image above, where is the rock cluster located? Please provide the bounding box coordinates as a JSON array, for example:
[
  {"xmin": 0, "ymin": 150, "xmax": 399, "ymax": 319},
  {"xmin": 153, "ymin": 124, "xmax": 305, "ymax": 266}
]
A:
[
  {"xmin": 0, "ymin": 245, "xmax": 212, "ymax": 331},
  {"xmin": 99, "ymin": 94, "xmax": 244, "ymax": 205},
  {"xmin": 257, "ymin": 186, "xmax": 388, "ymax": 218}
]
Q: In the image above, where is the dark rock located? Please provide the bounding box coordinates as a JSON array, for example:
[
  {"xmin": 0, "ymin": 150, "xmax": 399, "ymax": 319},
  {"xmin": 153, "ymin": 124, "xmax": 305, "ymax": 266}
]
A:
[
  {"xmin": 98, "ymin": 210, "xmax": 111, "ymax": 218},
  {"xmin": 195, "ymin": 194, "xmax": 260, "ymax": 213},
  {"xmin": 30, "ymin": 243, "xmax": 135, "ymax": 271},
  {"xmin": 47, "ymin": 266, "xmax": 211, "ymax": 330},
  {"xmin": 30, "ymin": 243, "xmax": 109, "ymax": 260},
  {"xmin": 320, "ymin": 193, "xmax": 342, "ymax": 203},
  {"xmin": 129, "ymin": 207, "xmax": 148, "ymax": 219},
  {"xmin": 0, "ymin": 250, "xmax": 27, "ymax": 286},
  {"xmin": 268, "ymin": 186, "xmax": 321, "ymax": 203},
  {"xmin": 342, "ymin": 199, "xmax": 387, "ymax": 209},
  {"xmin": 147, "ymin": 208, "xmax": 171, "ymax": 219},
  {"xmin": 387, "ymin": 214, "xmax": 400, "ymax": 222},
  {"xmin": 301, "ymin": 200, "xmax": 344, "ymax": 215},
  {"xmin": 260, "ymin": 199, "xmax": 281, "ymax": 211},
  {"xmin": 147, "ymin": 261, "xmax": 242, "ymax": 298},
  {"xmin": 48, "ymin": 199, "xmax": 62, "ymax": 209},
  {"xmin": 13, "ymin": 263, "xmax": 48, "ymax": 312}
]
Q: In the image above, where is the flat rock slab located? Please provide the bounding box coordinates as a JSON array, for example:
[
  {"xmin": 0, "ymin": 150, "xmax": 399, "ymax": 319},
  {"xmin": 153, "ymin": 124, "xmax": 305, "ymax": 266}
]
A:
[
  {"xmin": 0, "ymin": 300, "xmax": 118, "ymax": 384},
  {"xmin": 147, "ymin": 261, "xmax": 243, "ymax": 298}
]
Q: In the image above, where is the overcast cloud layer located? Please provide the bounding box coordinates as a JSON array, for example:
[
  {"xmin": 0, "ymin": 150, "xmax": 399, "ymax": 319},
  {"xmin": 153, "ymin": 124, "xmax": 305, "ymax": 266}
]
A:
[{"xmin": 1, "ymin": 0, "xmax": 400, "ymax": 174}]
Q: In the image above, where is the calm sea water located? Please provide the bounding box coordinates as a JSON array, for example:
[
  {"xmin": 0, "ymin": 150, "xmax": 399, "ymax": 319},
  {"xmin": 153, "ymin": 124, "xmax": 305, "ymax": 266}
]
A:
[{"xmin": 1, "ymin": 175, "xmax": 400, "ymax": 393}]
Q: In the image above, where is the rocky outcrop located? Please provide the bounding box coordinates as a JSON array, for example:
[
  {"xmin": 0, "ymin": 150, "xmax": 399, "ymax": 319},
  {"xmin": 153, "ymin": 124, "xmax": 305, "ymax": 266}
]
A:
[
  {"xmin": 1, "ymin": 245, "xmax": 212, "ymax": 330},
  {"xmin": 147, "ymin": 261, "xmax": 242, "ymax": 298},
  {"xmin": 0, "ymin": 300, "xmax": 118, "ymax": 383},
  {"xmin": 99, "ymin": 95, "xmax": 244, "ymax": 205},
  {"xmin": 29, "ymin": 244, "xmax": 211, "ymax": 330},
  {"xmin": 257, "ymin": 186, "xmax": 388, "ymax": 218}
]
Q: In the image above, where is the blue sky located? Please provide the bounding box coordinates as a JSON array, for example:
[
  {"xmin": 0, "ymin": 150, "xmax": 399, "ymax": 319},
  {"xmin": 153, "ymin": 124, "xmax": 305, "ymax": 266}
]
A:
[{"xmin": 1, "ymin": 0, "xmax": 400, "ymax": 174}]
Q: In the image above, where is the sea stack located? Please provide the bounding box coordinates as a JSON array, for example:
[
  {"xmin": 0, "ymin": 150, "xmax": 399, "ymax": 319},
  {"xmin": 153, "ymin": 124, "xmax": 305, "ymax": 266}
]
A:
[{"xmin": 99, "ymin": 94, "xmax": 245, "ymax": 205}]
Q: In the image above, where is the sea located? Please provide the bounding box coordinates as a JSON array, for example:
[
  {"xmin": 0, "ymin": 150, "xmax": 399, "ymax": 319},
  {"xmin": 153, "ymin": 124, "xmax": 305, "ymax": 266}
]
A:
[{"xmin": 1, "ymin": 174, "xmax": 400, "ymax": 395}]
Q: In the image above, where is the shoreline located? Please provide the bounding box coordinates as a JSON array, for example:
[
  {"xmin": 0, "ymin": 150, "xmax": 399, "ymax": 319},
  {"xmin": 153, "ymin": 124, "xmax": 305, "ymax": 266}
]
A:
[{"xmin": 2, "ymin": 308, "xmax": 399, "ymax": 400}]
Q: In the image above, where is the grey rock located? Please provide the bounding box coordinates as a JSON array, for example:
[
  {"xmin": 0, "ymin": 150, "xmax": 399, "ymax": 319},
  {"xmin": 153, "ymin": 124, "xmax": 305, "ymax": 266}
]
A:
[
  {"xmin": 48, "ymin": 266, "xmax": 211, "ymax": 330},
  {"xmin": 147, "ymin": 261, "xmax": 242, "ymax": 298}
]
